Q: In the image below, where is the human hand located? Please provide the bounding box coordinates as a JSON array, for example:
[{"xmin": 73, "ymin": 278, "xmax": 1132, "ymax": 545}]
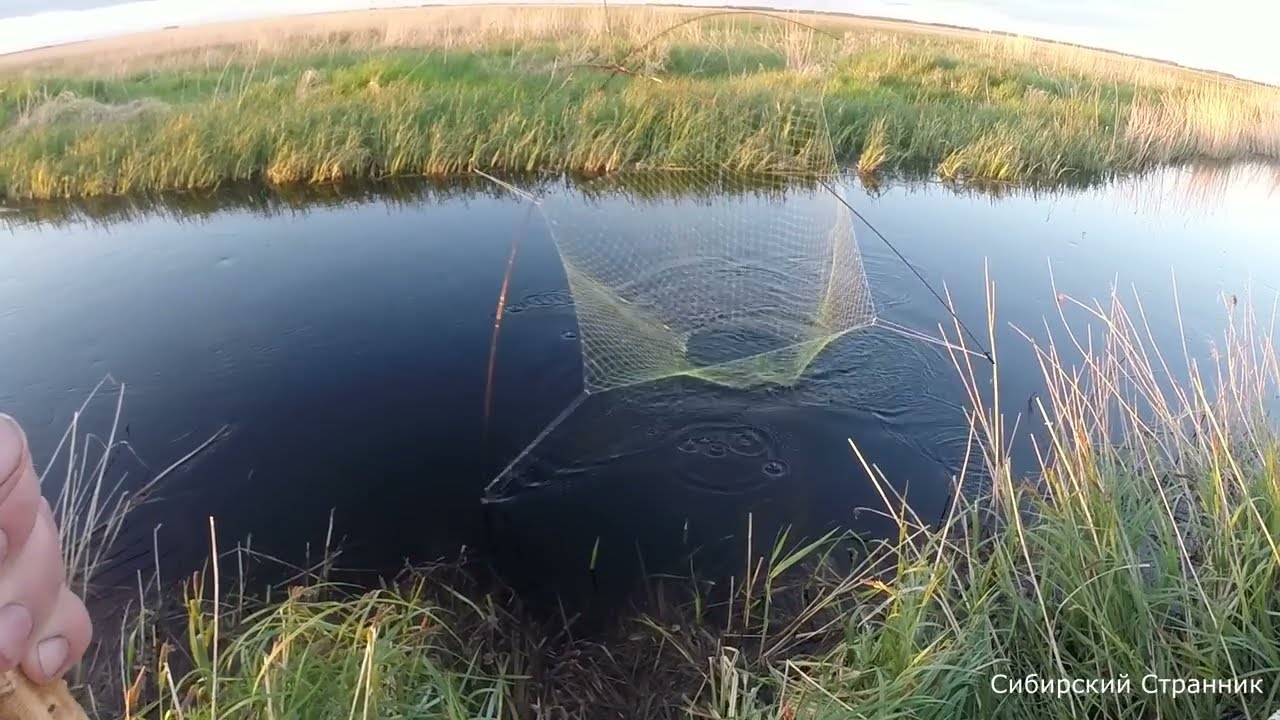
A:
[{"xmin": 0, "ymin": 414, "xmax": 92, "ymax": 685}]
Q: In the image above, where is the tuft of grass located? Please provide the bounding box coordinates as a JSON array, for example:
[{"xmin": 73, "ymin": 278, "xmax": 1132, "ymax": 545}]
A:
[
  {"xmin": 136, "ymin": 577, "xmax": 514, "ymax": 720},
  {"xmin": 855, "ymin": 116, "xmax": 894, "ymax": 175},
  {"xmin": 42, "ymin": 377, "xmax": 228, "ymax": 601},
  {"xmin": 0, "ymin": 6, "xmax": 1277, "ymax": 199}
]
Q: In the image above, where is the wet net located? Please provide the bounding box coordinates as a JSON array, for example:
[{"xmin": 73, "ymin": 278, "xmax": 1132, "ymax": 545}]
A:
[
  {"xmin": 485, "ymin": 45, "xmax": 881, "ymax": 500},
  {"xmin": 533, "ymin": 97, "xmax": 876, "ymax": 394}
]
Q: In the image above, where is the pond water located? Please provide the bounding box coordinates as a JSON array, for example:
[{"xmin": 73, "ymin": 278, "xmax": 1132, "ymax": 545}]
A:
[{"xmin": 1, "ymin": 163, "xmax": 1277, "ymax": 609}]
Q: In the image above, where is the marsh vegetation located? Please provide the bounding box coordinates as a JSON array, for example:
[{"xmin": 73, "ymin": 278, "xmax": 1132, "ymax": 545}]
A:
[{"xmin": 1, "ymin": 6, "xmax": 1277, "ymax": 199}]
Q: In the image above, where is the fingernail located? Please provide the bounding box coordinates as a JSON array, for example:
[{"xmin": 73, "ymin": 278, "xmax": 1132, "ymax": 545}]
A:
[
  {"xmin": 0, "ymin": 414, "xmax": 22, "ymax": 484},
  {"xmin": 36, "ymin": 637, "xmax": 69, "ymax": 679},
  {"xmin": 0, "ymin": 604, "xmax": 33, "ymax": 668}
]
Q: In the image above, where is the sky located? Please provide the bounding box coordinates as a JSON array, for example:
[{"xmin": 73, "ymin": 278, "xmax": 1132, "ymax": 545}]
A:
[{"xmin": 0, "ymin": 0, "xmax": 1276, "ymax": 86}]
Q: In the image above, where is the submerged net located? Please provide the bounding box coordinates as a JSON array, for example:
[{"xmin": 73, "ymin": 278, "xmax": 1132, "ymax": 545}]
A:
[{"xmin": 533, "ymin": 96, "xmax": 876, "ymax": 394}]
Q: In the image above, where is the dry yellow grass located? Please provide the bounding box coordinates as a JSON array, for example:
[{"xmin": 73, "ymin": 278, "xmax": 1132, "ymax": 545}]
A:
[
  {"xmin": 4, "ymin": 4, "xmax": 1268, "ymax": 88},
  {"xmin": 0, "ymin": 6, "xmax": 719, "ymax": 75},
  {"xmin": 1126, "ymin": 86, "xmax": 1280, "ymax": 161}
]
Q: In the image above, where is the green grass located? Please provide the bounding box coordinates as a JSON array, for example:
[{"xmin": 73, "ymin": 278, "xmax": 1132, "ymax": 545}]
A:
[
  {"xmin": 0, "ymin": 6, "xmax": 1276, "ymax": 199},
  {"xmin": 121, "ymin": 574, "xmax": 515, "ymax": 719},
  {"xmin": 79, "ymin": 282, "xmax": 1280, "ymax": 720}
]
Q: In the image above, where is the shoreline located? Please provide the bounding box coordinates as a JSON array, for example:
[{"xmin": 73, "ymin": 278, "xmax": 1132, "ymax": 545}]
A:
[
  {"xmin": 8, "ymin": 161, "xmax": 1278, "ymax": 232},
  {"xmin": 0, "ymin": 2, "xmax": 1268, "ymax": 89}
]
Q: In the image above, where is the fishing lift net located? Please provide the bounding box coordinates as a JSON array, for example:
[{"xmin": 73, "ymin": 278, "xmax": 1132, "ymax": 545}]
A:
[{"xmin": 484, "ymin": 91, "xmax": 879, "ymax": 501}]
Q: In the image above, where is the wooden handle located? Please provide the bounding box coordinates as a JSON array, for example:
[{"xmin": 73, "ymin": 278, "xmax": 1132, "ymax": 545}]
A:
[{"xmin": 0, "ymin": 671, "xmax": 89, "ymax": 720}]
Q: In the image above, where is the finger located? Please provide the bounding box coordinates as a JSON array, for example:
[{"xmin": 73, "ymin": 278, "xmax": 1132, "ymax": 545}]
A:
[
  {"xmin": 0, "ymin": 415, "xmax": 42, "ymax": 561},
  {"xmin": 0, "ymin": 508, "xmax": 64, "ymax": 671},
  {"xmin": 22, "ymin": 586, "xmax": 91, "ymax": 684}
]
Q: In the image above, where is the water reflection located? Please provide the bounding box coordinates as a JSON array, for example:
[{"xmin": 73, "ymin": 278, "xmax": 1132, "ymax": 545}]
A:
[
  {"xmin": 6, "ymin": 162, "xmax": 1274, "ymax": 231},
  {"xmin": 0, "ymin": 172, "xmax": 823, "ymax": 230},
  {"xmin": 1111, "ymin": 161, "xmax": 1280, "ymax": 217}
]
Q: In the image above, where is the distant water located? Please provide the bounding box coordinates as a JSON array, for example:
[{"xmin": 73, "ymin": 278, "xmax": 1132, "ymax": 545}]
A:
[{"xmin": 1, "ymin": 0, "xmax": 1276, "ymax": 87}]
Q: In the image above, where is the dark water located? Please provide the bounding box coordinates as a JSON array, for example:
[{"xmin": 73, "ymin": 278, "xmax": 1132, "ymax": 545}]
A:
[{"xmin": 1, "ymin": 164, "xmax": 1277, "ymax": 609}]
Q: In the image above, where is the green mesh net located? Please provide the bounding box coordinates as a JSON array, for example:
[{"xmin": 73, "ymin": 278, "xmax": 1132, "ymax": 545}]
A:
[
  {"xmin": 532, "ymin": 97, "xmax": 876, "ymax": 393},
  {"xmin": 485, "ymin": 77, "xmax": 881, "ymax": 501}
]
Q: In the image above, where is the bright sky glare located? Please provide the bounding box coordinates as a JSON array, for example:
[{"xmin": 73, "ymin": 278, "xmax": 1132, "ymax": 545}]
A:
[{"xmin": 0, "ymin": 0, "xmax": 1276, "ymax": 86}]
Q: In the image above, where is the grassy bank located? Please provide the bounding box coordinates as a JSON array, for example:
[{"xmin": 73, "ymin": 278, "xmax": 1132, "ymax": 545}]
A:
[
  {"xmin": 1, "ymin": 6, "xmax": 1278, "ymax": 200},
  {"xmin": 78, "ymin": 286, "xmax": 1280, "ymax": 720}
]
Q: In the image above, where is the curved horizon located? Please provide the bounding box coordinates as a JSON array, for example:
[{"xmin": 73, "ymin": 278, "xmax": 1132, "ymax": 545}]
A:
[{"xmin": 0, "ymin": 0, "xmax": 1277, "ymax": 87}]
